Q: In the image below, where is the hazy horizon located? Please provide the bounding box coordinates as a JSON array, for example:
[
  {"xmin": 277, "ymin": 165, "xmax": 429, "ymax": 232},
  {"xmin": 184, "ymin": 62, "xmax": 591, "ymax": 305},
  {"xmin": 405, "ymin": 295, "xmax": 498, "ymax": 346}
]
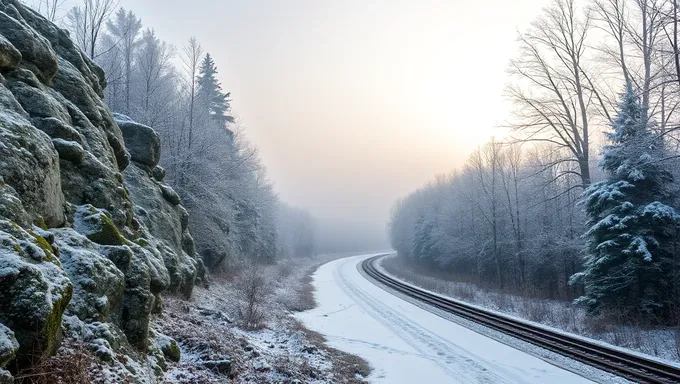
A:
[{"xmin": 63, "ymin": 0, "xmax": 548, "ymax": 250}]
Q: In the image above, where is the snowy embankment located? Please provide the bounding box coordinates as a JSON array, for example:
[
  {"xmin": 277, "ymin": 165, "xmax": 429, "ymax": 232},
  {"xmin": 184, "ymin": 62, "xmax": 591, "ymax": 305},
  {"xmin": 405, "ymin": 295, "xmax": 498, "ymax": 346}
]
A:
[
  {"xmin": 154, "ymin": 255, "xmax": 370, "ymax": 383},
  {"xmin": 296, "ymin": 254, "xmax": 597, "ymax": 384},
  {"xmin": 381, "ymin": 255, "xmax": 680, "ymax": 365}
]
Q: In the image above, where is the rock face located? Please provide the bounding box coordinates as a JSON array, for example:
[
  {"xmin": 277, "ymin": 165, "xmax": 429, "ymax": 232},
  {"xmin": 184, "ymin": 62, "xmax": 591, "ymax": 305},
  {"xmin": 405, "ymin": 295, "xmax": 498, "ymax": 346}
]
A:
[
  {"xmin": 118, "ymin": 115, "xmax": 199, "ymax": 298},
  {"xmin": 0, "ymin": 1, "xmax": 200, "ymax": 380}
]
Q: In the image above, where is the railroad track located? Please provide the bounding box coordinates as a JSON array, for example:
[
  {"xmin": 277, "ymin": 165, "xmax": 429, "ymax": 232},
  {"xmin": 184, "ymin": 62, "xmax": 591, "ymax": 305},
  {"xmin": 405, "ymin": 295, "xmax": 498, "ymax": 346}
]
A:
[{"xmin": 362, "ymin": 255, "xmax": 680, "ymax": 384}]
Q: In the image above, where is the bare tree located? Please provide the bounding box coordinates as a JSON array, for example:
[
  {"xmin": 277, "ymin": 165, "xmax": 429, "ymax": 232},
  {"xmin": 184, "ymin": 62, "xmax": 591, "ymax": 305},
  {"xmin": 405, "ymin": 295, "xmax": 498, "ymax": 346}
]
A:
[
  {"xmin": 466, "ymin": 139, "xmax": 504, "ymax": 289},
  {"xmin": 29, "ymin": 0, "xmax": 67, "ymax": 21},
  {"xmin": 593, "ymin": 0, "xmax": 631, "ymax": 84},
  {"xmin": 181, "ymin": 37, "xmax": 203, "ymax": 153},
  {"xmin": 507, "ymin": 0, "xmax": 603, "ymax": 188},
  {"xmin": 499, "ymin": 142, "xmax": 526, "ymax": 285},
  {"xmin": 66, "ymin": 0, "xmax": 119, "ymax": 58}
]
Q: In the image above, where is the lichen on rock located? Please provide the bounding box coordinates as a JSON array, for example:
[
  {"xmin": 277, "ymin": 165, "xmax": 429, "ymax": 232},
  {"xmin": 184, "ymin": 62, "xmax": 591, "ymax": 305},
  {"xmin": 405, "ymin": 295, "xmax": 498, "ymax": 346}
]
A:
[
  {"xmin": 0, "ymin": 220, "xmax": 73, "ymax": 368},
  {"xmin": 74, "ymin": 204, "xmax": 126, "ymax": 246}
]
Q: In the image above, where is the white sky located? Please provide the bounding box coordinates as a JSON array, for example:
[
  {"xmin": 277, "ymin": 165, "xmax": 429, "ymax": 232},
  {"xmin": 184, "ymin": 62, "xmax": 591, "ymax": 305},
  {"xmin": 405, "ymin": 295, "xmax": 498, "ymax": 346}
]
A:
[{"xmin": 65, "ymin": 0, "xmax": 550, "ymax": 246}]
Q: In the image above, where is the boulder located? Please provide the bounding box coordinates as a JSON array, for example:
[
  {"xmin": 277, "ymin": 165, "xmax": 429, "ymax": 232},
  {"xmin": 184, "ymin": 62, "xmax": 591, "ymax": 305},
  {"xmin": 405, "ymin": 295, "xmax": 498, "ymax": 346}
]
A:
[
  {"xmin": 53, "ymin": 228, "xmax": 126, "ymax": 324},
  {"xmin": 161, "ymin": 185, "xmax": 181, "ymax": 206},
  {"xmin": 0, "ymin": 324, "xmax": 18, "ymax": 369},
  {"xmin": 73, "ymin": 205, "xmax": 125, "ymax": 246},
  {"xmin": 0, "ymin": 87, "xmax": 65, "ymax": 228},
  {"xmin": 151, "ymin": 166, "xmax": 165, "ymax": 182},
  {"xmin": 203, "ymin": 359, "xmax": 232, "ymax": 375},
  {"xmin": 52, "ymin": 138, "xmax": 84, "ymax": 164},
  {"xmin": 114, "ymin": 114, "xmax": 161, "ymax": 168},
  {"xmin": 155, "ymin": 332, "xmax": 180, "ymax": 362},
  {"xmin": 0, "ymin": 34, "xmax": 20, "ymax": 70},
  {"xmin": 0, "ymin": 220, "xmax": 72, "ymax": 369},
  {"xmin": 0, "ymin": 6, "xmax": 58, "ymax": 82},
  {"xmin": 0, "ymin": 178, "xmax": 30, "ymax": 228},
  {"xmin": 0, "ymin": 369, "xmax": 11, "ymax": 384}
]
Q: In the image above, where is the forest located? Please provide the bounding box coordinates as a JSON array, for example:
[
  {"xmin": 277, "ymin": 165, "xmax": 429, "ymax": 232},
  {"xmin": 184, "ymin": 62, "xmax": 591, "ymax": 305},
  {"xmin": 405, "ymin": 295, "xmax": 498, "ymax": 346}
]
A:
[
  {"xmin": 25, "ymin": 0, "xmax": 319, "ymax": 268},
  {"xmin": 389, "ymin": 0, "xmax": 680, "ymax": 326}
]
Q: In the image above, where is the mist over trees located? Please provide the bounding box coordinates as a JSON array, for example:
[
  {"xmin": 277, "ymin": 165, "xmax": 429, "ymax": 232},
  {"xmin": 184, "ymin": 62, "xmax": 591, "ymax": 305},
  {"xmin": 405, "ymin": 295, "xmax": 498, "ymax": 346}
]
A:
[
  {"xmin": 31, "ymin": 0, "xmax": 319, "ymax": 267},
  {"xmin": 390, "ymin": 0, "xmax": 680, "ymax": 325}
]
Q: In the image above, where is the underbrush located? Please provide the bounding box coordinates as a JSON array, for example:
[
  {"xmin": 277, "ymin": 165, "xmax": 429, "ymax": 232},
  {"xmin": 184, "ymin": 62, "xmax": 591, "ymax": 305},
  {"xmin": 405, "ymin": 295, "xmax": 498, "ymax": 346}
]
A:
[
  {"xmin": 154, "ymin": 254, "xmax": 370, "ymax": 383},
  {"xmin": 13, "ymin": 341, "xmax": 99, "ymax": 384},
  {"xmin": 382, "ymin": 255, "xmax": 680, "ymax": 362}
]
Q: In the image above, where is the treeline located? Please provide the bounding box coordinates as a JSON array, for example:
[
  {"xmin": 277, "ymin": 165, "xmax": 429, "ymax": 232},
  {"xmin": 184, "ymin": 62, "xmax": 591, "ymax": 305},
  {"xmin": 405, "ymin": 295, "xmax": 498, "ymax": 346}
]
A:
[
  {"xmin": 27, "ymin": 0, "xmax": 318, "ymax": 267},
  {"xmin": 390, "ymin": 0, "xmax": 680, "ymax": 325}
]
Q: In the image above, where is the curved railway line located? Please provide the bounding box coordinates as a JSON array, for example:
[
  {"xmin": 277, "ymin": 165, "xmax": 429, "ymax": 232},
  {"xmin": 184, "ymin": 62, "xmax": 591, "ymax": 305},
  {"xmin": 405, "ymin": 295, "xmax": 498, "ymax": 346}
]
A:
[{"xmin": 362, "ymin": 255, "xmax": 680, "ymax": 384}]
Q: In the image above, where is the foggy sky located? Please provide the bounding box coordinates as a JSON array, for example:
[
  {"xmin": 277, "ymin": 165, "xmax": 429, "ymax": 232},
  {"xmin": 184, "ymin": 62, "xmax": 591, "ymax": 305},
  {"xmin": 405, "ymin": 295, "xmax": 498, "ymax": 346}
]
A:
[{"xmin": 74, "ymin": 0, "xmax": 547, "ymax": 250}]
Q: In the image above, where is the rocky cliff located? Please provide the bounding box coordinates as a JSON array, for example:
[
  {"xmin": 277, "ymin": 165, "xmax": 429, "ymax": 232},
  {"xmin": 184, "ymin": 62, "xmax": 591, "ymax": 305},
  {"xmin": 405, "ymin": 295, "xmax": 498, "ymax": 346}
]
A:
[{"xmin": 0, "ymin": 1, "xmax": 200, "ymax": 381}]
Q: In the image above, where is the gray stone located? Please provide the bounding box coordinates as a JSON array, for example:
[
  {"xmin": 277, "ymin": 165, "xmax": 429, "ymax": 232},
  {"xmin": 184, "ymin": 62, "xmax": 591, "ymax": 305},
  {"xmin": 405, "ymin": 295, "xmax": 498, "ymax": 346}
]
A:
[
  {"xmin": 151, "ymin": 166, "xmax": 166, "ymax": 182},
  {"xmin": 53, "ymin": 228, "xmax": 126, "ymax": 325},
  {"xmin": 124, "ymin": 165, "xmax": 196, "ymax": 298},
  {"xmin": 32, "ymin": 116, "xmax": 85, "ymax": 144},
  {"xmin": 161, "ymin": 185, "xmax": 181, "ymax": 206},
  {"xmin": 0, "ymin": 86, "xmax": 65, "ymax": 228},
  {"xmin": 0, "ymin": 7, "xmax": 58, "ymax": 82},
  {"xmin": 203, "ymin": 359, "xmax": 232, "ymax": 375},
  {"xmin": 0, "ymin": 324, "xmax": 18, "ymax": 369},
  {"xmin": 0, "ymin": 34, "xmax": 20, "ymax": 70},
  {"xmin": 0, "ymin": 369, "xmax": 12, "ymax": 384},
  {"xmin": 115, "ymin": 114, "xmax": 161, "ymax": 168},
  {"xmin": 52, "ymin": 138, "xmax": 84, "ymax": 164},
  {"xmin": 0, "ymin": 178, "xmax": 30, "ymax": 228},
  {"xmin": 0, "ymin": 220, "xmax": 73, "ymax": 369},
  {"xmin": 156, "ymin": 333, "xmax": 180, "ymax": 363}
]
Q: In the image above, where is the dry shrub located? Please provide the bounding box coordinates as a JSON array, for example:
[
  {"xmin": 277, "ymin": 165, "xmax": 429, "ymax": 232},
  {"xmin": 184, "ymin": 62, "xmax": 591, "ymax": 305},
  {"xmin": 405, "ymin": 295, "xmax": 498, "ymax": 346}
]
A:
[
  {"xmin": 285, "ymin": 266, "xmax": 317, "ymax": 312},
  {"xmin": 236, "ymin": 266, "xmax": 268, "ymax": 330},
  {"xmin": 449, "ymin": 283, "xmax": 476, "ymax": 302},
  {"xmin": 521, "ymin": 300, "xmax": 551, "ymax": 323},
  {"xmin": 276, "ymin": 262, "xmax": 295, "ymax": 281},
  {"xmin": 288, "ymin": 321, "xmax": 370, "ymax": 384},
  {"xmin": 14, "ymin": 342, "xmax": 97, "ymax": 384},
  {"xmin": 492, "ymin": 293, "xmax": 515, "ymax": 312}
]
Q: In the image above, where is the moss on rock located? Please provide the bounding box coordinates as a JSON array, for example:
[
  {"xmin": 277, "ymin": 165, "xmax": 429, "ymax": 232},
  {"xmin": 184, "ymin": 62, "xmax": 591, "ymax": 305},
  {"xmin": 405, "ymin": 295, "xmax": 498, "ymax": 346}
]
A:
[
  {"xmin": 73, "ymin": 205, "xmax": 125, "ymax": 246},
  {"xmin": 0, "ymin": 221, "xmax": 73, "ymax": 369}
]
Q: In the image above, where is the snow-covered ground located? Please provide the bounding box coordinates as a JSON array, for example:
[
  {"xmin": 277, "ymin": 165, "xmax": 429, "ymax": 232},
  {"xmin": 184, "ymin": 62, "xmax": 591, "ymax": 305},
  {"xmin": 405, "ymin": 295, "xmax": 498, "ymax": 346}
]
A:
[
  {"xmin": 382, "ymin": 255, "xmax": 680, "ymax": 364},
  {"xmin": 296, "ymin": 254, "xmax": 595, "ymax": 384}
]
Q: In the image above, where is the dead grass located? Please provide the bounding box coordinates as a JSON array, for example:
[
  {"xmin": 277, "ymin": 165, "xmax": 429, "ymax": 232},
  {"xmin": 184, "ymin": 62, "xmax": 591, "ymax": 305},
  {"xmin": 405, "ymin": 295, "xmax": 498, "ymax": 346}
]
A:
[
  {"xmin": 283, "ymin": 263, "xmax": 318, "ymax": 312},
  {"xmin": 285, "ymin": 260, "xmax": 371, "ymax": 383},
  {"xmin": 289, "ymin": 320, "xmax": 371, "ymax": 383},
  {"xmin": 13, "ymin": 341, "xmax": 100, "ymax": 384},
  {"xmin": 154, "ymin": 253, "xmax": 371, "ymax": 383}
]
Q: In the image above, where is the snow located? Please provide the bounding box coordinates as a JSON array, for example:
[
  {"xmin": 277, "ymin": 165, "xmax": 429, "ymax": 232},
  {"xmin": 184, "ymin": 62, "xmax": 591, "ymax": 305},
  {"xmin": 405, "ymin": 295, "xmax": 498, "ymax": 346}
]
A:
[{"xmin": 297, "ymin": 254, "xmax": 594, "ymax": 384}]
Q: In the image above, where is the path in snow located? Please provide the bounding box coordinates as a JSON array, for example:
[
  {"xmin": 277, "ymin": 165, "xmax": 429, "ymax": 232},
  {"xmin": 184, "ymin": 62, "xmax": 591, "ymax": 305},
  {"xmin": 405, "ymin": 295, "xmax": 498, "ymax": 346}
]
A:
[{"xmin": 296, "ymin": 254, "xmax": 594, "ymax": 384}]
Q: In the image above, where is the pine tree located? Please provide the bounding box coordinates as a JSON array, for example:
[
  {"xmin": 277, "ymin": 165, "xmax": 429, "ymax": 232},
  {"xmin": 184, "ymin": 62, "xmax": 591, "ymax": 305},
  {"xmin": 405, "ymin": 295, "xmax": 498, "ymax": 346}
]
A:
[
  {"xmin": 197, "ymin": 53, "xmax": 234, "ymax": 126},
  {"xmin": 571, "ymin": 82, "xmax": 680, "ymax": 319}
]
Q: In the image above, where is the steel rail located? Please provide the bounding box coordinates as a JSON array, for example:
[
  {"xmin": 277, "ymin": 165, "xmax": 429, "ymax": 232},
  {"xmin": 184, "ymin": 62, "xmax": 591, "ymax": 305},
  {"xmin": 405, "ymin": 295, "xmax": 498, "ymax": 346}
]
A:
[{"xmin": 362, "ymin": 255, "xmax": 680, "ymax": 384}]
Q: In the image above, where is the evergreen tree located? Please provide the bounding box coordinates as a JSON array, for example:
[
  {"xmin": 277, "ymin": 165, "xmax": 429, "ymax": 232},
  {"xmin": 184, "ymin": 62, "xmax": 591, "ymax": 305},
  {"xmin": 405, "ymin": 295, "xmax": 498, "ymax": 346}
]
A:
[
  {"xmin": 197, "ymin": 53, "xmax": 234, "ymax": 126},
  {"xmin": 571, "ymin": 82, "xmax": 680, "ymax": 319}
]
